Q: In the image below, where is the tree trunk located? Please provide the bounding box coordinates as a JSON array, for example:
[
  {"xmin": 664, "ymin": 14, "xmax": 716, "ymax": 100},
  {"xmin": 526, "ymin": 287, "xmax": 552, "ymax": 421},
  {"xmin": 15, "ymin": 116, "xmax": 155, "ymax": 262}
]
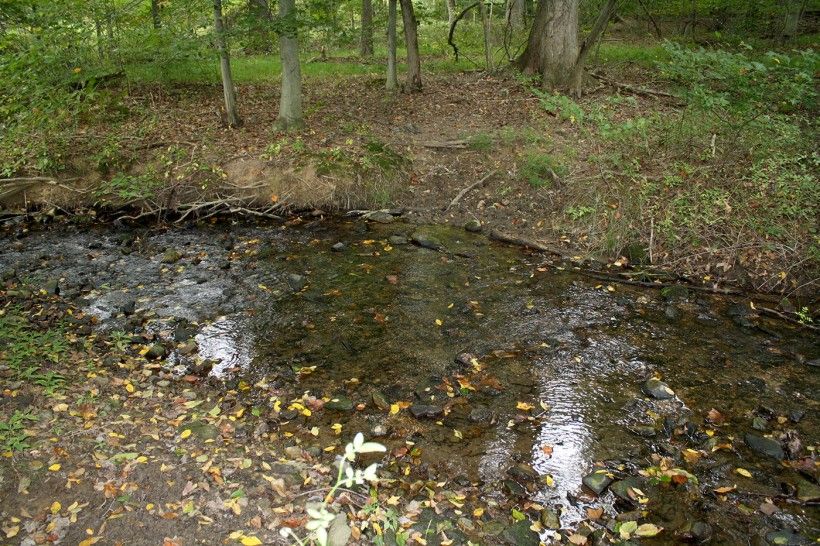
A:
[
  {"xmin": 386, "ymin": 0, "xmax": 399, "ymax": 91},
  {"xmin": 781, "ymin": 0, "xmax": 806, "ymax": 41},
  {"xmin": 360, "ymin": 0, "xmax": 374, "ymax": 56},
  {"xmin": 213, "ymin": 0, "xmax": 241, "ymax": 127},
  {"xmin": 151, "ymin": 0, "xmax": 161, "ymax": 29},
  {"xmin": 516, "ymin": 0, "xmax": 579, "ymax": 91},
  {"xmin": 568, "ymin": 0, "xmax": 616, "ymax": 95},
  {"xmin": 505, "ymin": 0, "xmax": 524, "ymax": 31},
  {"xmin": 446, "ymin": 0, "xmax": 457, "ymax": 26},
  {"xmin": 478, "ymin": 0, "xmax": 492, "ymax": 70},
  {"xmin": 399, "ymin": 0, "xmax": 422, "ymax": 92},
  {"xmin": 277, "ymin": 0, "xmax": 304, "ymax": 129}
]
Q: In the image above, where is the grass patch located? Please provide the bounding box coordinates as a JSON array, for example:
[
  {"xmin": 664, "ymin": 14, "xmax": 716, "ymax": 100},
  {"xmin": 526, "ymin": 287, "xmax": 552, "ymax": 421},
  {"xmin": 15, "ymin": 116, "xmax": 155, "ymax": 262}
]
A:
[
  {"xmin": 0, "ymin": 308, "xmax": 68, "ymax": 392},
  {"xmin": 521, "ymin": 152, "xmax": 565, "ymax": 188}
]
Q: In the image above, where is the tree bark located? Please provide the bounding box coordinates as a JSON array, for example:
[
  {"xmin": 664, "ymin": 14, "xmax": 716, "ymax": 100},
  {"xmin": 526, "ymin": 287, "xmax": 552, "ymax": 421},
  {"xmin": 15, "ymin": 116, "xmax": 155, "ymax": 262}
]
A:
[
  {"xmin": 568, "ymin": 0, "xmax": 616, "ymax": 95},
  {"xmin": 399, "ymin": 0, "xmax": 422, "ymax": 92},
  {"xmin": 478, "ymin": 0, "xmax": 492, "ymax": 70},
  {"xmin": 213, "ymin": 0, "xmax": 241, "ymax": 127},
  {"xmin": 360, "ymin": 0, "xmax": 374, "ymax": 56},
  {"xmin": 151, "ymin": 0, "xmax": 161, "ymax": 29},
  {"xmin": 516, "ymin": 0, "xmax": 579, "ymax": 91},
  {"xmin": 781, "ymin": 0, "xmax": 807, "ymax": 41},
  {"xmin": 446, "ymin": 0, "xmax": 457, "ymax": 26},
  {"xmin": 386, "ymin": 0, "xmax": 399, "ymax": 91},
  {"xmin": 505, "ymin": 0, "xmax": 524, "ymax": 31},
  {"xmin": 277, "ymin": 0, "xmax": 304, "ymax": 129}
]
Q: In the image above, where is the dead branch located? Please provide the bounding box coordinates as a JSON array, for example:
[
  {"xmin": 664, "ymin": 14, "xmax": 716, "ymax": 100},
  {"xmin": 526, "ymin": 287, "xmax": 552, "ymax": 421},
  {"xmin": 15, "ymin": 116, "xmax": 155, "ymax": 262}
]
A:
[
  {"xmin": 444, "ymin": 170, "xmax": 497, "ymax": 211},
  {"xmin": 757, "ymin": 306, "xmax": 820, "ymax": 332},
  {"xmin": 589, "ymin": 72, "xmax": 682, "ymax": 102},
  {"xmin": 448, "ymin": 2, "xmax": 479, "ymax": 61},
  {"xmin": 423, "ymin": 140, "xmax": 468, "ymax": 149},
  {"xmin": 488, "ymin": 229, "xmax": 570, "ymax": 258}
]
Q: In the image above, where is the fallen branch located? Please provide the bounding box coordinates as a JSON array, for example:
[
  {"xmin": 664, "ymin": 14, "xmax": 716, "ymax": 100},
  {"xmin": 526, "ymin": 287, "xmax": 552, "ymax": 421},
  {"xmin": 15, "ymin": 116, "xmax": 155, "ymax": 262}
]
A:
[
  {"xmin": 423, "ymin": 140, "xmax": 468, "ymax": 149},
  {"xmin": 589, "ymin": 72, "xmax": 682, "ymax": 102},
  {"xmin": 488, "ymin": 229, "xmax": 569, "ymax": 258},
  {"xmin": 444, "ymin": 170, "xmax": 497, "ymax": 211},
  {"xmin": 448, "ymin": 2, "xmax": 480, "ymax": 61},
  {"xmin": 579, "ymin": 270, "xmax": 744, "ymax": 296},
  {"xmin": 757, "ymin": 306, "xmax": 820, "ymax": 332}
]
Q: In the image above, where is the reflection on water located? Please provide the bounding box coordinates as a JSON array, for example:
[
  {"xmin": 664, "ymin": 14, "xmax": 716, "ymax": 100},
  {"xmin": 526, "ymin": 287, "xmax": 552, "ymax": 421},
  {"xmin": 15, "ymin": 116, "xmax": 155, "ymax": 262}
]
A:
[{"xmin": 196, "ymin": 315, "xmax": 253, "ymax": 377}]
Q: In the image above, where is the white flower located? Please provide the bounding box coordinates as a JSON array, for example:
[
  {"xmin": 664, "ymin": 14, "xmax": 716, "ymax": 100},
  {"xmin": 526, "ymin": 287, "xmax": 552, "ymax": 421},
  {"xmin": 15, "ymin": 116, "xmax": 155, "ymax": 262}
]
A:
[
  {"xmin": 351, "ymin": 433, "xmax": 387, "ymax": 455},
  {"xmin": 362, "ymin": 462, "xmax": 380, "ymax": 482}
]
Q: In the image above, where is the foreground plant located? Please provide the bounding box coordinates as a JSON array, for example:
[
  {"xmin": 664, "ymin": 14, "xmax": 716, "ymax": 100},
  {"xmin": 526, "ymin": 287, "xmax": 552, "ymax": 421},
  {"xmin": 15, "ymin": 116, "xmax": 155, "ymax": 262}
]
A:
[{"xmin": 280, "ymin": 433, "xmax": 386, "ymax": 545}]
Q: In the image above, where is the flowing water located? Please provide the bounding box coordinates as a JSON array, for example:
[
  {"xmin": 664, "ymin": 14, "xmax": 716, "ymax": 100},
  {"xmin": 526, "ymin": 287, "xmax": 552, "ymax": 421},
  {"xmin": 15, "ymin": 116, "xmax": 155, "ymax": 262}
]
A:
[{"xmin": 1, "ymin": 218, "xmax": 817, "ymax": 544}]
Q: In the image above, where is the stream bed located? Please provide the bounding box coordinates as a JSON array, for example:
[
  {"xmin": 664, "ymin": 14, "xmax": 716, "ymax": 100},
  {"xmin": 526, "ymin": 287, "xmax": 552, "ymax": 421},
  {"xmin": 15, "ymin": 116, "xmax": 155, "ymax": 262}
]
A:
[{"xmin": 1, "ymin": 217, "xmax": 817, "ymax": 545}]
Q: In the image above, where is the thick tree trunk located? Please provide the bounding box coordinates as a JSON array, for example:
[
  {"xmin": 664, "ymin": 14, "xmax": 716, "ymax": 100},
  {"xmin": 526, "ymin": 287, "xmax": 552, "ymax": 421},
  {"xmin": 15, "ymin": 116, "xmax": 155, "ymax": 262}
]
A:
[
  {"xmin": 446, "ymin": 0, "xmax": 457, "ymax": 26},
  {"xmin": 399, "ymin": 0, "xmax": 422, "ymax": 92},
  {"xmin": 781, "ymin": 0, "xmax": 806, "ymax": 41},
  {"xmin": 505, "ymin": 0, "xmax": 524, "ymax": 31},
  {"xmin": 517, "ymin": 0, "xmax": 579, "ymax": 91},
  {"xmin": 360, "ymin": 0, "xmax": 374, "ymax": 56},
  {"xmin": 151, "ymin": 0, "xmax": 161, "ymax": 29},
  {"xmin": 478, "ymin": 0, "xmax": 492, "ymax": 70},
  {"xmin": 277, "ymin": 0, "xmax": 304, "ymax": 129},
  {"xmin": 386, "ymin": 0, "xmax": 399, "ymax": 91},
  {"xmin": 213, "ymin": 0, "xmax": 241, "ymax": 127}
]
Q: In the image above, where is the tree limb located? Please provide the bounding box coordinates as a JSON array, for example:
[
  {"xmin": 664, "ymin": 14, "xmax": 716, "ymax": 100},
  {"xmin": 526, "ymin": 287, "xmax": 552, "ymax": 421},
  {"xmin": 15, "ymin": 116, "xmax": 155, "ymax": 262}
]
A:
[{"xmin": 448, "ymin": 2, "xmax": 479, "ymax": 61}]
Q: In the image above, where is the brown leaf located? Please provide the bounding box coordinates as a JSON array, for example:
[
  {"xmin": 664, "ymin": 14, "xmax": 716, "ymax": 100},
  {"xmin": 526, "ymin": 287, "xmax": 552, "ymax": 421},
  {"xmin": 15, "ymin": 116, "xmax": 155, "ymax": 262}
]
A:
[
  {"xmin": 706, "ymin": 408, "xmax": 725, "ymax": 424},
  {"xmin": 586, "ymin": 507, "xmax": 603, "ymax": 520}
]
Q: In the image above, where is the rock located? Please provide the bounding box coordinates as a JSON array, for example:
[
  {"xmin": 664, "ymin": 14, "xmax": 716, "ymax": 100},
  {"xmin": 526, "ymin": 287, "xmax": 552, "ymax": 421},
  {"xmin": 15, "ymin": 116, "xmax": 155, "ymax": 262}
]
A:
[
  {"xmin": 325, "ymin": 396, "xmax": 354, "ymax": 412},
  {"xmin": 501, "ymin": 520, "xmax": 540, "ymax": 546},
  {"xmin": 610, "ymin": 477, "xmax": 644, "ymax": 503},
  {"xmin": 630, "ymin": 424, "xmax": 657, "ymax": 437},
  {"xmin": 145, "ymin": 344, "xmax": 167, "ymax": 360},
  {"xmin": 331, "ymin": 242, "xmax": 346, "ymax": 252},
  {"xmin": 388, "ymin": 235, "xmax": 408, "ymax": 245},
  {"xmin": 327, "ymin": 513, "xmax": 352, "ymax": 546},
  {"xmin": 367, "ymin": 211, "xmax": 395, "ymax": 224},
  {"xmin": 42, "ymin": 278, "xmax": 60, "ymax": 295},
  {"xmin": 508, "ymin": 463, "xmax": 538, "ymax": 482},
  {"xmin": 752, "ymin": 416, "xmax": 768, "ymax": 431},
  {"xmin": 411, "ymin": 230, "xmax": 444, "ymax": 251},
  {"xmin": 540, "ymin": 508, "xmax": 561, "ymax": 529},
  {"xmin": 464, "ymin": 219, "xmax": 482, "ymax": 233},
  {"xmin": 796, "ymin": 479, "xmax": 820, "ymax": 502},
  {"xmin": 689, "ymin": 521, "xmax": 712, "ymax": 543},
  {"xmin": 469, "ymin": 405, "xmax": 493, "ymax": 424},
  {"xmin": 287, "ymin": 273, "xmax": 307, "ymax": 292},
  {"xmin": 582, "ymin": 470, "xmax": 613, "ymax": 495},
  {"xmin": 764, "ymin": 530, "xmax": 804, "ymax": 545},
  {"xmin": 410, "ymin": 404, "xmax": 443, "ymax": 418},
  {"xmin": 371, "ymin": 391, "xmax": 391, "ymax": 411},
  {"xmin": 161, "ymin": 249, "xmax": 181, "ymax": 264},
  {"xmin": 454, "ymin": 352, "xmax": 476, "ymax": 368},
  {"xmin": 642, "ymin": 377, "xmax": 675, "ymax": 400},
  {"xmin": 744, "ymin": 433, "xmax": 784, "ymax": 460},
  {"xmin": 664, "ymin": 304, "xmax": 682, "ymax": 322},
  {"xmin": 181, "ymin": 421, "xmax": 220, "ymax": 441},
  {"xmin": 503, "ymin": 479, "xmax": 525, "ymax": 496},
  {"xmin": 121, "ymin": 299, "xmax": 136, "ymax": 316}
]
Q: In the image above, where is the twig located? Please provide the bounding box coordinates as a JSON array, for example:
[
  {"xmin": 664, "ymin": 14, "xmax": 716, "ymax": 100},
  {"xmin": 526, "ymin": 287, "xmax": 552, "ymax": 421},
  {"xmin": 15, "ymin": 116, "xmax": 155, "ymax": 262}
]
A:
[
  {"xmin": 757, "ymin": 306, "xmax": 819, "ymax": 332},
  {"xmin": 444, "ymin": 170, "xmax": 497, "ymax": 211},
  {"xmin": 589, "ymin": 72, "xmax": 681, "ymax": 102},
  {"xmin": 423, "ymin": 140, "xmax": 468, "ymax": 149}
]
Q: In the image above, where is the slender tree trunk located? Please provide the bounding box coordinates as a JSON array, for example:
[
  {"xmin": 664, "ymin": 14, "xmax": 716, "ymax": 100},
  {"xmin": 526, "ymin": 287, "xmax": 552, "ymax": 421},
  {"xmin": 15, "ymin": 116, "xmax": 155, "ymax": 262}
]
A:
[
  {"xmin": 478, "ymin": 0, "xmax": 492, "ymax": 70},
  {"xmin": 399, "ymin": 0, "xmax": 422, "ymax": 92},
  {"xmin": 360, "ymin": 0, "xmax": 374, "ymax": 56},
  {"xmin": 781, "ymin": 0, "xmax": 807, "ymax": 41},
  {"xmin": 568, "ymin": 0, "xmax": 616, "ymax": 95},
  {"xmin": 94, "ymin": 18, "xmax": 105, "ymax": 60},
  {"xmin": 213, "ymin": 0, "xmax": 241, "ymax": 127},
  {"xmin": 386, "ymin": 0, "xmax": 399, "ymax": 91},
  {"xmin": 505, "ymin": 0, "xmax": 524, "ymax": 30},
  {"xmin": 446, "ymin": 0, "xmax": 457, "ymax": 26},
  {"xmin": 277, "ymin": 0, "xmax": 304, "ymax": 129},
  {"xmin": 151, "ymin": 0, "xmax": 161, "ymax": 29},
  {"xmin": 516, "ymin": 0, "xmax": 579, "ymax": 91}
]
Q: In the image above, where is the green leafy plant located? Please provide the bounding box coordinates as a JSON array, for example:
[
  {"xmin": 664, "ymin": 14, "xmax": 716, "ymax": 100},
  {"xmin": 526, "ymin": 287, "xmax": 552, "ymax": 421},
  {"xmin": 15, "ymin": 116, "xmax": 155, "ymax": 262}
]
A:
[{"xmin": 0, "ymin": 410, "xmax": 38, "ymax": 452}]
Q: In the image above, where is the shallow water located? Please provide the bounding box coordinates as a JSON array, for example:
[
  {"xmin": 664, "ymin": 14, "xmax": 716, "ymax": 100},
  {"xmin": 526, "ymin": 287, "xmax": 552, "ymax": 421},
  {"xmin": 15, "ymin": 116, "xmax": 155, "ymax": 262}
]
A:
[{"xmin": 1, "ymin": 219, "xmax": 817, "ymax": 544}]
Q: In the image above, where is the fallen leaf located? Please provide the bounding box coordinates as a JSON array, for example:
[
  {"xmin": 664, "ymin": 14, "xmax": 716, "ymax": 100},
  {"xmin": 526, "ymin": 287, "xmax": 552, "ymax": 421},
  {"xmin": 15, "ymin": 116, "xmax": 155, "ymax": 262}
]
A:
[
  {"xmin": 735, "ymin": 468, "xmax": 752, "ymax": 478},
  {"xmin": 636, "ymin": 523, "xmax": 663, "ymax": 537}
]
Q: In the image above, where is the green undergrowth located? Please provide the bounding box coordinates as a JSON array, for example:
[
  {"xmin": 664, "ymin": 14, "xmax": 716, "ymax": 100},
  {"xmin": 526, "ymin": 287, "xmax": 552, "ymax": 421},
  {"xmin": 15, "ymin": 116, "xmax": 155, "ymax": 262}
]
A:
[{"xmin": 534, "ymin": 42, "xmax": 819, "ymax": 286}]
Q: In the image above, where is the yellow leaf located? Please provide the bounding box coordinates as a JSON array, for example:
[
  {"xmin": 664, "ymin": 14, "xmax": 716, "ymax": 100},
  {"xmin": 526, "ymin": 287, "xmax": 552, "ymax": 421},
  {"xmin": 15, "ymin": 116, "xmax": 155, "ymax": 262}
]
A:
[
  {"xmin": 635, "ymin": 523, "xmax": 663, "ymax": 537},
  {"xmin": 310, "ymin": 427, "xmax": 319, "ymax": 436},
  {"xmin": 473, "ymin": 507, "xmax": 484, "ymax": 517},
  {"xmin": 435, "ymin": 319, "xmax": 443, "ymax": 326},
  {"xmin": 125, "ymin": 383, "xmax": 135, "ymax": 393},
  {"xmin": 180, "ymin": 429, "xmax": 192, "ymax": 439},
  {"xmin": 735, "ymin": 468, "xmax": 752, "ymax": 478},
  {"xmin": 453, "ymin": 429, "xmax": 463, "ymax": 439},
  {"xmin": 331, "ymin": 423, "xmax": 342, "ymax": 435},
  {"xmin": 240, "ymin": 536, "xmax": 262, "ymax": 546},
  {"xmin": 51, "ymin": 501, "xmax": 61, "ymax": 514},
  {"xmin": 516, "ymin": 401, "xmax": 534, "ymax": 411},
  {"xmin": 49, "ymin": 463, "xmax": 61, "ymax": 472},
  {"xmin": 389, "ymin": 403, "xmax": 400, "ymax": 415}
]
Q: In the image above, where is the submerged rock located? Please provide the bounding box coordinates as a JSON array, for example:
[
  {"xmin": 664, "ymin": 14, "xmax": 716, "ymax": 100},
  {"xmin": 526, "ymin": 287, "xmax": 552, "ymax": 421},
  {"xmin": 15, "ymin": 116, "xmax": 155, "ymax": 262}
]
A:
[
  {"xmin": 610, "ymin": 476, "xmax": 645, "ymax": 503},
  {"xmin": 582, "ymin": 470, "xmax": 613, "ymax": 495},
  {"xmin": 410, "ymin": 404, "xmax": 443, "ymax": 418},
  {"xmin": 464, "ymin": 219, "xmax": 482, "ymax": 233},
  {"xmin": 642, "ymin": 377, "xmax": 675, "ymax": 400},
  {"xmin": 145, "ymin": 344, "xmax": 167, "ymax": 360},
  {"xmin": 367, "ymin": 211, "xmax": 395, "ymax": 224},
  {"xmin": 540, "ymin": 508, "xmax": 561, "ymax": 530},
  {"xmin": 744, "ymin": 433, "xmax": 784, "ymax": 460},
  {"xmin": 501, "ymin": 520, "xmax": 540, "ymax": 546},
  {"xmin": 410, "ymin": 230, "xmax": 444, "ymax": 251},
  {"xmin": 325, "ymin": 396, "xmax": 354, "ymax": 412},
  {"xmin": 388, "ymin": 235, "xmax": 408, "ymax": 245},
  {"xmin": 161, "ymin": 249, "xmax": 181, "ymax": 264},
  {"xmin": 287, "ymin": 273, "xmax": 307, "ymax": 292},
  {"xmin": 331, "ymin": 242, "xmax": 346, "ymax": 252}
]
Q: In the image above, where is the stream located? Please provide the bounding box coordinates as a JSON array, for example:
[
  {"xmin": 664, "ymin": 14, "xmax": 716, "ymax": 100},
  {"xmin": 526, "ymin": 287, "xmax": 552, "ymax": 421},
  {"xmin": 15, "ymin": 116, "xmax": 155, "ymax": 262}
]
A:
[{"xmin": 1, "ymin": 218, "xmax": 817, "ymax": 545}]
